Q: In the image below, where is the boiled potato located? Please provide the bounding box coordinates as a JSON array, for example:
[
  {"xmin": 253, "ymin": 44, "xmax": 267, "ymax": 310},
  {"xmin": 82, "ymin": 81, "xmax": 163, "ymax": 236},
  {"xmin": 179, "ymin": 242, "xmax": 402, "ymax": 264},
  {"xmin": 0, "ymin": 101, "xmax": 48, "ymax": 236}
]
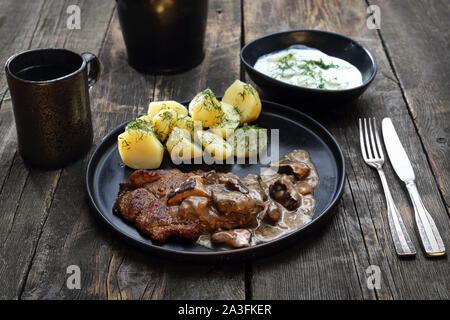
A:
[
  {"xmin": 196, "ymin": 130, "xmax": 233, "ymax": 161},
  {"xmin": 175, "ymin": 114, "xmax": 196, "ymax": 137},
  {"xmin": 229, "ymin": 124, "xmax": 268, "ymax": 158},
  {"xmin": 152, "ymin": 109, "xmax": 178, "ymax": 141},
  {"xmin": 210, "ymin": 102, "xmax": 240, "ymax": 138},
  {"xmin": 118, "ymin": 124, "xmax": 164, "ymax": 169},
  {"xmin": 189, "ymin": 88, "xmax": 223, "ymax": 128},
  {"xmin": 166, "ymin": 127, "xmax": 203, "ymax": 163},
  {"xmin": 222, "ymin": 80, "xmax": 261, "ymax": 124},
  {"xmin": 147, "ymin": 100, "xmax": 188, "ymax": 119}
]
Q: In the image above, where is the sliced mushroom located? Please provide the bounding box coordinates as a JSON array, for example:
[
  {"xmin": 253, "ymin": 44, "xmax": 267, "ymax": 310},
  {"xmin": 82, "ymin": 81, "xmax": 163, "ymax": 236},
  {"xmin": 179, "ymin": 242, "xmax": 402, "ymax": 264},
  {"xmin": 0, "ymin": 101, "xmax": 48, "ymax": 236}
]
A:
[
  {"xmin": 241, "ymin": 174, "xmax": 267, "ymax": 201},
  {"xmin": 211, "ymin": 229, "xmax": 251, "ymax": 248},
  {"xmin": 269, "ymin": 177, "xmax": 301, "ymax": 210},
  {"xmin": 211, "ymin": 184, "xmax": 265, "ymax": 216},
  {"xmin": 201, "ymin": 170, "xmax": 219, "ymax": 184},
  {"xmin": 264, "ymin": 201, "xmax": 282, "ymax": 224},
  {"xmin": 225, "ymin": 178, "xmax": 249, "ymax": 194},
  {"xmin": 274, "ymin": 161, "xmax": 310, "ymax": 180},
  {"xmin": 217, "ymin": 172, "xmax": 240, "ymax": 184},
  {"xmin": 296, "ymin": 181, "xmax": 313, "ymax": 195},
  {"xmin": 167, "ymin": 176, "xmax": 210, "ymax": 205}
]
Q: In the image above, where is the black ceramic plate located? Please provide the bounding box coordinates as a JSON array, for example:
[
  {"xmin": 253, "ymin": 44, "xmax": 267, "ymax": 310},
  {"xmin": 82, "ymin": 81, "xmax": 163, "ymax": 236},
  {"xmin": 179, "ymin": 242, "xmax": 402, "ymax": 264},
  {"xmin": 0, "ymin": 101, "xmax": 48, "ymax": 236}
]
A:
[{"xmin": 86, "ymin": 100, "xmax": 345, "ymax": 262}]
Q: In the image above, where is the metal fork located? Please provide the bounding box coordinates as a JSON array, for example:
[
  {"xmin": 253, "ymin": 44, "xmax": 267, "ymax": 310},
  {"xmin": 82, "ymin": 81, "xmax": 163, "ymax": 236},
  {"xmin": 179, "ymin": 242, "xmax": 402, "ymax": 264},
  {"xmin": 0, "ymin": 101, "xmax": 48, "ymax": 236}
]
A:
[{"xmin": 359, "ymin": 118, "xmax": 416, "ymax": 257}]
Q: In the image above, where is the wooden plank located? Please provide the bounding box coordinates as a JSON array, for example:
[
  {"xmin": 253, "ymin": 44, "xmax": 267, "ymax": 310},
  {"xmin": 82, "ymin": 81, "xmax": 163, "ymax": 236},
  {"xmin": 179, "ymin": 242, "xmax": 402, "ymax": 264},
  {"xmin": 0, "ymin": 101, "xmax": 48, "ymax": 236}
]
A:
[
  {"xmin": 0, "ymin": 145, "xmax": 60, "ymax": 299},
  {"xmin": 28, "ymin": 0, "xmax": 115, "ymax": 52},
  {"xmin": 368, "ymin": 0, "xmax": 450, "ymax": 210},
  {"xmin": 0, "ymin": 100, "xmax": 17, "ymax": 193},
  {"xmin": 244, "ymin": 0, "xmax": 378, "ymax": 300},
  {"xmin": 22, "ymin": 0, "xmax": 245, "ymax": 300},
  {"xmin": 0, "ymin": 0, "xmax": 45, "ymax": 295},
  {"xmin": 0, "ymin": 0, "xmax": 115, "ymax": 299},
  {"xmin": 244, "ymin": 0, "xmax": 449, "ymax": 299},
  {"xmin": 0, "ymin": 0, "xmax": 45, "ymax": 98}
]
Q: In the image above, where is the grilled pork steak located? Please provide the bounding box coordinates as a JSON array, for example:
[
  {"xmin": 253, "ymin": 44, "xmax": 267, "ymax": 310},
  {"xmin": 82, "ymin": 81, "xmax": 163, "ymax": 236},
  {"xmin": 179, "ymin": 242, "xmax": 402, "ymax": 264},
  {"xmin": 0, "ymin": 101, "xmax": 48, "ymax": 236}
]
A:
[
  {"xmin": 113, "ymin": 188, "xmax": 156, "ymax": 222},
  {"xmin": 135, "ymin": 200, "xmax": 200, "ymax": 242}
]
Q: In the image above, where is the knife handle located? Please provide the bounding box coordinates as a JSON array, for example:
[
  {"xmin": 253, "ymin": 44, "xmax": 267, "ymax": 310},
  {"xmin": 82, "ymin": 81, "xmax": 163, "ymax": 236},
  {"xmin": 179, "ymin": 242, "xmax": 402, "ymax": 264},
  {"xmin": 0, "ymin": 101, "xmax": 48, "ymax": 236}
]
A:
[
  {"xmin": 405, "ymin": 180, "xmax": 446, "ymax": 257},
  {"xmin": 377, "ymin": 169, "xmax": 416, "ymax": 256}
]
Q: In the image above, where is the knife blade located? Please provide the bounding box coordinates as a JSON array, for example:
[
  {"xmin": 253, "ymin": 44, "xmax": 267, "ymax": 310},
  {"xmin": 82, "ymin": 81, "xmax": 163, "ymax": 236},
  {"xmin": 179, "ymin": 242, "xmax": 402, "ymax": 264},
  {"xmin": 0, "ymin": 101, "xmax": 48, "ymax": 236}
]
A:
[
  {"xmin": 381, "ymin": 118, "xmax": 415, "ymax": 182},
  {"xmin": 382, "ymin": 117, "xmax": 446, "ymax": 256}
]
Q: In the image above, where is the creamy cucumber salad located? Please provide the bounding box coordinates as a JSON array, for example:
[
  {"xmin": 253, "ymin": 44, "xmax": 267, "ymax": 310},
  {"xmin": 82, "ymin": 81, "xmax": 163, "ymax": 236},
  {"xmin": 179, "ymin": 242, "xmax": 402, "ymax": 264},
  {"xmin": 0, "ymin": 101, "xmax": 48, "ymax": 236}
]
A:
[{"xmin": 254, "ymin": 45, "xmax": 363, "ymax": 90}]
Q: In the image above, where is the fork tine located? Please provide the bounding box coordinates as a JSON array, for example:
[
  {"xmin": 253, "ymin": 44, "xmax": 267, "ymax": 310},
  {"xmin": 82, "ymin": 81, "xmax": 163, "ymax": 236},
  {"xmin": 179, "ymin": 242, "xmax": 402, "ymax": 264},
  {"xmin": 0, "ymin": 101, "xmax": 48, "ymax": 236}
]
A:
[
  {"xmin": 359, "ymin": 118, "xmax": 368, "ymax": 161},
  {"xmin": 363, "ymin": 118, "xmax": 374, "ymax": 159},
  {"xmin": 373, "ymin": 118, "xmax": 384, "ymax": 160},
  {"xmin": 368, "ymin": 118, "xmax": 379, "ymax": 159}
]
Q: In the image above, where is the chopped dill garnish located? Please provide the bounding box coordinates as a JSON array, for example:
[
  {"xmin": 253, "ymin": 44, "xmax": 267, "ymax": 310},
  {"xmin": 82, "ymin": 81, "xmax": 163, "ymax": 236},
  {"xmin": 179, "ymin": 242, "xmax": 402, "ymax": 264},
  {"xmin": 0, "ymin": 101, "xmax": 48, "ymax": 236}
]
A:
[
  {"xmin": 123, "ymin": 117, "xmax": 160, "ymax": 144},
  {"xmin": 119, "ymin": 137, "xmax": 131, "ymax": 150},
  {"xmin": 199, "ymin": 88, "xmax": 221, "ymax": 111},
  {"xmin": 215, "ymin": 110, "xmax": 226, "ymax": 123},
  {"xmin": 242, "ymin": 83, "xmax": 256, "ymax": 97},
  {"xmin": 276, "ymin": 53, "xmax": 295, "ymax": 72},
  {"xmin": 125, "ymin": 118, "xmax": 153, "ymax": 133},
  {"xmin": 272, "ymin": 54, "xmax": 340, "ymax": 87},
  {"xmin": 159, "ymin": 110, "xmax": 174, "ymax": 121},
  {"xmin": 241, "ymin": 123, "xmax": 263, "ymax": 131},
  {"xmin": 302, "ymin": 58, "xmax": 338, "ymax": 70}
]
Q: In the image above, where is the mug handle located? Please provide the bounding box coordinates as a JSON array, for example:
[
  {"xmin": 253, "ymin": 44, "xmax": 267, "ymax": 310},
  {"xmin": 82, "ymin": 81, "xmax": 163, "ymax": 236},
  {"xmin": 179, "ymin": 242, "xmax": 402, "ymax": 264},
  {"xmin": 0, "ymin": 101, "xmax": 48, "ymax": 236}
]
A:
[{"xmin": 81, "ymin": 52, "xmax": 101, "ymax": 87}]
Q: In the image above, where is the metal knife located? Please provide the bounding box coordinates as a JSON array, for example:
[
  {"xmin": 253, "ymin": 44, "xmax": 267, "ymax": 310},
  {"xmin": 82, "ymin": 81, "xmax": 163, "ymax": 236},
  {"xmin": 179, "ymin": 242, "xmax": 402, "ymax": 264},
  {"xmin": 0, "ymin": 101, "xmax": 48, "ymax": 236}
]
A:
[{"xmin": 382, "ymin": 118, "xmax": 446, "ymax": 257}]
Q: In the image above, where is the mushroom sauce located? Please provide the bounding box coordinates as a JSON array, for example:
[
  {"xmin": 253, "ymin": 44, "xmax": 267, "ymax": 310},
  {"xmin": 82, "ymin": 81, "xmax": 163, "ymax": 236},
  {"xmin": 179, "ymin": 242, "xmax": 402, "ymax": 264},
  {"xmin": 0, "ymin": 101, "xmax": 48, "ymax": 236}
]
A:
[{"xmin": 197, "ymin": 149, "xmax": 319, "ymax": 248}]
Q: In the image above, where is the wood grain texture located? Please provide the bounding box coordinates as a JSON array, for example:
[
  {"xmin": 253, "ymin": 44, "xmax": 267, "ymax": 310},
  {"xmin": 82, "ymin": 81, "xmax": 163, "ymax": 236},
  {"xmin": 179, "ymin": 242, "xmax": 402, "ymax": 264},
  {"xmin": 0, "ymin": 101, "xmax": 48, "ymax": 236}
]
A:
[
  {"xmin": 22, "ymin": 0, "xmax": 246, "ymax": 300},
  {"xmin": 368, "ymin": 0, "xmax": 450, "ymax": 210},
  {"xmin": 0, "ymin": 100, "xmax": 17, "ymax": 195},
  {"xmin": 0, "ymin": 0, "xmax": 45, "ymax": 98},
  {"xmin": 244, "ymin": 0, "xmax": 449, "ymax": 300},
  {"xmin": 0, "ymin": 0, "xmax": 115, "ymax": 299},
  {"xmin": 0, "ymin": 0, "xmax": 448, "ymax": 300}
]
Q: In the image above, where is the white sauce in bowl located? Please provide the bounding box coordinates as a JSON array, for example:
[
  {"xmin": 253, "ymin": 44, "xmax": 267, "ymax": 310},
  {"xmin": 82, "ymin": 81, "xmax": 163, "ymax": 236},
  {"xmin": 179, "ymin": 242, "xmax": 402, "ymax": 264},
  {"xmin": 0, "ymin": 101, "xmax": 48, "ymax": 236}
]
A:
[{"xmin": 254, "ymin": 45, "xmax": 363, "ymax": 90}]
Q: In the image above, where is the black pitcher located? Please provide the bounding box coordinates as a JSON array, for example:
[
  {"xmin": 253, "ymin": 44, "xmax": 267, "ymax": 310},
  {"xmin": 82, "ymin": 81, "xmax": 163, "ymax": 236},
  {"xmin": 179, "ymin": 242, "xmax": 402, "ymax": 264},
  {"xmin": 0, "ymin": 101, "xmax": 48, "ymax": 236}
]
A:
[{"xmin": 116, "ymin": 0, "xmax": 209, "ymax": 74}]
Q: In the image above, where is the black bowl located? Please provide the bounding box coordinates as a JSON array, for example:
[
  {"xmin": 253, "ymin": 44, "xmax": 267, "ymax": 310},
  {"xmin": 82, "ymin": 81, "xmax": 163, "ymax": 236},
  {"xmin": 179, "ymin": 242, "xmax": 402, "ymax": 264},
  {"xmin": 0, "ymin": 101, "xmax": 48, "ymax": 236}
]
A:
[{"xmin": 241, "ymin": 29, "xmax": 377, "ymax": 105}]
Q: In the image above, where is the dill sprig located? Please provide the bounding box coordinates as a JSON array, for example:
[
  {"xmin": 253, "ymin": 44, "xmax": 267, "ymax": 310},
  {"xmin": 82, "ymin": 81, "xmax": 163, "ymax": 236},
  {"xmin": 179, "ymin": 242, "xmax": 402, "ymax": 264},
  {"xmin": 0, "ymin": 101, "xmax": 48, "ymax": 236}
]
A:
[
  {"xmin": 200, "ymin": 88, "xmax": 222, "ymax": 111},
  {"xmin": 125, "ymin": 118, "xmax": 153, "ymax": 133},
  {"xmin": 302, "ymin": 58, "xmax": 339, "ymax": 70}
]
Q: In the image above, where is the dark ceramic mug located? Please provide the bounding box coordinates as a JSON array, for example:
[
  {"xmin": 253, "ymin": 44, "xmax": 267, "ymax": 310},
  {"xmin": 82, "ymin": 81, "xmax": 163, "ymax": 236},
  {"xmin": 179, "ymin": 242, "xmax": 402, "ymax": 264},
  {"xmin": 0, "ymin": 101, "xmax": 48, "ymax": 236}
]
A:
[{"xmin": 5, "ymin": 48, "xmax": 100, "ymax": 168}]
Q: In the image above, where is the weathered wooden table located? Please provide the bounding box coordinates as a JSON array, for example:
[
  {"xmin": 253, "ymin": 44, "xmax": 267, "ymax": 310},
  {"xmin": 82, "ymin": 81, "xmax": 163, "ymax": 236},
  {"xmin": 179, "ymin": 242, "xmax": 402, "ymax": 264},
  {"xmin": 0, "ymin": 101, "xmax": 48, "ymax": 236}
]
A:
[{"xmin": 0, "ymin": 0, "xmax": 448, "ymax": 300}]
